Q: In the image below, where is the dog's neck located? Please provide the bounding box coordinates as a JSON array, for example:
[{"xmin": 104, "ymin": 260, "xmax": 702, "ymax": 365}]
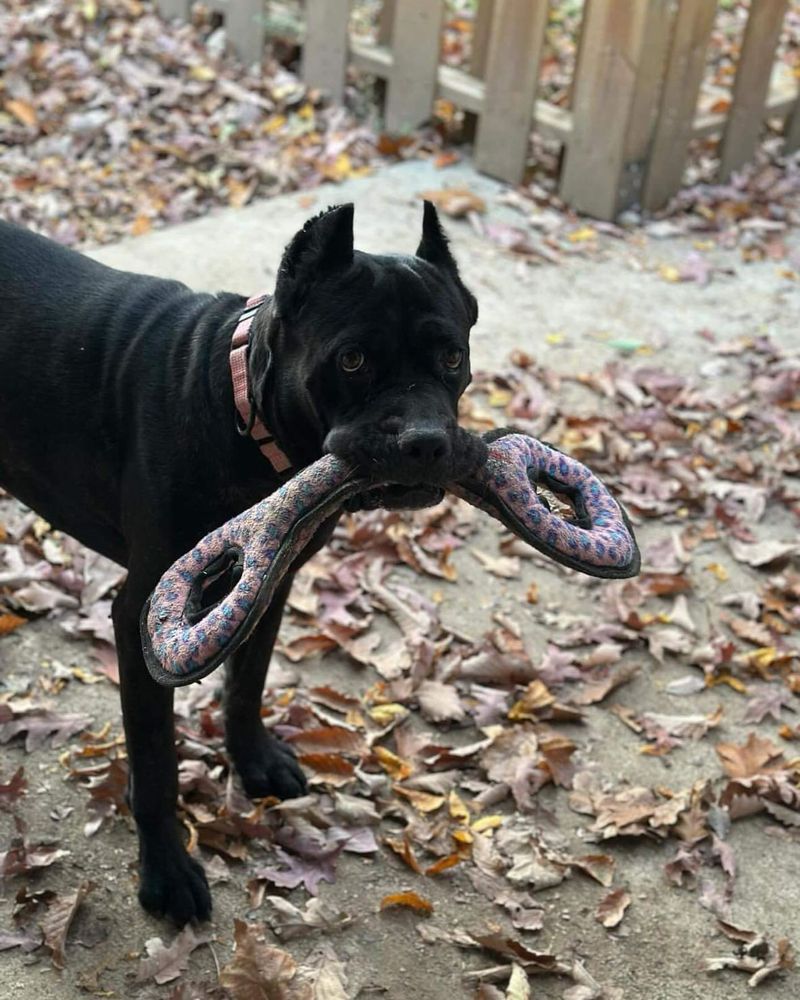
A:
[
  {"xmin": 231, "ymin": 294, "xmax": 292, "ymax": 474},
  {"xmin": 246, "ymin": 299, "xmax": 327, "ymax": 472}
]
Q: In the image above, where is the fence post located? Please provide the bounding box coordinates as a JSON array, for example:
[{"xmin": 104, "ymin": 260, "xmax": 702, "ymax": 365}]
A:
[
  {"xmin": 559, "ymin": 0, "xmax": 667, "ymax": 220},
  {"xmin": 641, "ymin": 0, "xmax": 716, "ymax": 212},
  {"xmin": 223, "ymin": 0, "xmax": 266, "ymax": 66},
  {"xmin": 384, "ymin": 0, "xmax": 445, "ymax": 133},
  {"xmin": 303, "ymin": 0, "xmax": 351, "ymax": 103},
  {"xmin": 718, "ymin": 0, "xmax": 788, "ymax": 180},
  {"xmin": 473, "ymin": 0, "xmax": 548, "ymax": 185},
  {"xmin": 156, "ymin": 0, "xmax": 189, "ymax": 17}
]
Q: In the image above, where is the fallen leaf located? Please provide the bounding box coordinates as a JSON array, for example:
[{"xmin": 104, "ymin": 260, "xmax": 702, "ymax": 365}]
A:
[
  {"xmin": 473, "ymin": 550, "xmax": 521, "ymax": 579},
  {"xmin": 505, "ymin": 963, "xmax": 531, "ymax": 999},
  {"xmin": 41, "ymin": 881, "xmax": 94, "ymax": 969},
  {"xmin": 0, "ymin": 612, "xmax": 27, "ymax": 636},
  {"xmin": 379, "ymin": 891, "xmax": 434, "ymax": 915},
  {"xmin": 716, "ymin": 733, "xmax": 785, "ymax": 779},
  {"xmin": 5, "ymin": 99, "xmax": 38, "ymax": 127},
  {"xmin": 0, "ymin": 837, "xmax": 68, "ymax": 877},
  {"xmin": 0, "ymin": 768, "xmax": 27, "ymax": 811},
  {"xmin": 417, "ymin": 680, "xmax": 465, "ymax": 722},
  {"xmin": 220, "ymin": 920, "xmax": 311, "ymax": 999},
  {"xmin": 729, "ymin": 539, "xmax": 797, "ymax": 567},
  {"xmin": 262, "ymin": 896, "xmax": 352, "ymax": 941},
  {"xmin": 0, "ymin": 704, "xmax": 93, "ymax": 752},
  {"xmin": 0, "ymin": 927, "xmax": 43, "ymax": 952},
  {"xmin": 286, "ymin": 727, "xmax": 365, "ymax": 756},
  {"xmin": 595, "ymin": 888, "xmax": 631, "ymax": 929}
]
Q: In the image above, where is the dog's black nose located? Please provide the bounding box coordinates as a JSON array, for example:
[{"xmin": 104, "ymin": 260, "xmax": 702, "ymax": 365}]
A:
[{"xmin": 398, "ymin": 426, "xmax": 450, "ymax": 465}]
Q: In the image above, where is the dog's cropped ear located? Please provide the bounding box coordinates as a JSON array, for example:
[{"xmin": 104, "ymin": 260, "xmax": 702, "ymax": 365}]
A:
[
  {"xmin": 416, "ymin": 201, "xmax": 478, "ymax": 326},
  {"xmin": 416, "ymin": 201, "xmax": 458, "ymax": 272},
  {"xmin": 275, "ymin": 203, "xmax": 354, "ymax": 317}
]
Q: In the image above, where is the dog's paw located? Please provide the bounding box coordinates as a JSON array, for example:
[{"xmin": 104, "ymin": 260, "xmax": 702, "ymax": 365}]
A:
[
  {"xmin": 138, "ymin": 833, "xmax": 211, "ymax": 925},
  {"xmin": 230, "ymin": 729, "xmax": 308, "ymax": 800}
]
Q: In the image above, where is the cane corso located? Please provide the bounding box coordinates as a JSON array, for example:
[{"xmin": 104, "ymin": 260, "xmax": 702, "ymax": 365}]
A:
[{"xmin": 0, "ymin": 202, "xmax": 483, "ymax": 923}]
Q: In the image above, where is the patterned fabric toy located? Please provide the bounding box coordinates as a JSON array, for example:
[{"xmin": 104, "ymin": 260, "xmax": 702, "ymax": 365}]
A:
[{"xmin": 141, "ymin": 432, "xmax": 640, "ymax": 686}]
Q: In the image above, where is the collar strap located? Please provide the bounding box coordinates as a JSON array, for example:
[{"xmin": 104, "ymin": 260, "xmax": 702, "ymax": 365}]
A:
[{"xmin": 230, "ymin": 293, "xmax": 292, "ymax": 475}]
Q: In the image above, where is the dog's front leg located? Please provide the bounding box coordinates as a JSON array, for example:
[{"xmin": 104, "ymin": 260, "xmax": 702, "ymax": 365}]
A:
[
  {"xmin": 113, "ymin": 580, "xmax": 211, "ymax": 924},
  {"xmin": 224, "ymin": 575, "xmax": 308, "ymax": 800}
]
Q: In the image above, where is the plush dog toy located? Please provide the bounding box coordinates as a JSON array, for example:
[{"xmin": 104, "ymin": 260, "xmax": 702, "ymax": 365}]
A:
[{"xmin": 141, "ymin": 431, "xmax": 640, "ymax": 686}]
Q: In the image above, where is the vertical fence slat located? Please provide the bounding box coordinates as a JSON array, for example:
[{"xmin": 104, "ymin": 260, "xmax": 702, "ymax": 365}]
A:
[
  {"xmin": 303, "ymin": 0, "xmax": 350, "ymax": 102},
  {"xmin": 385, "ymin": 0, "xmax": 445, "ymax": 132},
  {"xmin": 156, "ymin": 0, "xmax": 189, "ymax": 17},
  {"xmin": 785, "ymin": 96, "xmax": 800, "ymax": 153},
  {"xmin": 623, "ymin": 1, "xmax": 674, "ymax": 161},
  {"xmin": 559, "ymin": 0, "xmax": 655, "ymax": 220},
  {"xmin": 718, "ymin": 0, "xmax": 788, "ymax": 180},
  {"xmin": 473, "ymin": 0, "xmax": 548, "ymax": 184},
  {"xmin": 616, "ymin": 0, "xmax": 675, "ymax": 210},
  {"xmin": 378, "ymin": 0, "xmax": 396, "ymax": 45},
  {"xmin": 224, "ymin": 0, "xmax": 266, "ymax": 66},
  {"xmin": 470, "ymin": 0, "xmax": 496, "ymax": 78},
  {"xmin": 641, "ymin": 0, "xmax": 716, "ymax": 212}
]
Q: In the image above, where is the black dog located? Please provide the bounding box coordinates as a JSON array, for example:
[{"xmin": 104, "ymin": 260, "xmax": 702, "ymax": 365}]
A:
[{"xmin": 0, "ymin": 202, "xmax": 484, "ymax": 924}]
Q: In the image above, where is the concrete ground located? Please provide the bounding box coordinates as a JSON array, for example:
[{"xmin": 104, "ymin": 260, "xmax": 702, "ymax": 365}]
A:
[{"xmin": 1, "ymin": 159, "xmax": 799, "ymax": 999}]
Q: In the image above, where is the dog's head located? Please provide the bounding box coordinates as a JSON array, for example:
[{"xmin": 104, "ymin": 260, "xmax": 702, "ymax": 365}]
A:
[{"xmin": 254, "ymin": 202, "xmax": 486, "ymax": 508}]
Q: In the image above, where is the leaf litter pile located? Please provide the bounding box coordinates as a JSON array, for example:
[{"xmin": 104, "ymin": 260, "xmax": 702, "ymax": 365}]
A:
[
  {"xmin": 0, "ymin": 0, "xmax": 448, "ymax": 248},
  {"xmin": 1, "ymin": 295, "xmax": 799, "ymax": 995}
]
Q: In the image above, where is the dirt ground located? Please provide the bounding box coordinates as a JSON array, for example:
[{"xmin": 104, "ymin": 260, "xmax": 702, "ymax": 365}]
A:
[{"xmin": 1, "ymin": 160, "xmax": 799, "ymax": 999}]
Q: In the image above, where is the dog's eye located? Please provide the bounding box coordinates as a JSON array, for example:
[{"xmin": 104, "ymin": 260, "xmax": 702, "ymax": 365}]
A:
[
  {"xmin": 339, "ymin": 349, "xmax": 365, "ymax": 373},
  {"xmin": 442, "ymin": 348, "xmax": 464, "ymax": 370}
]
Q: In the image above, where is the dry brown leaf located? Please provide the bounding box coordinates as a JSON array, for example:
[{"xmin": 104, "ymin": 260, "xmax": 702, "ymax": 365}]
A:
[
  {"xmin": 470, "ymin": 932, "xmax": 566, "ymax": 972},
  {"xmin": 472, "ymin": 550, "xmax": 521, "ymax": 579},
  {"xmin": 508, "ymin": 680, "xmax": 556, "ymax": 721},
  {"xmin": 715, "ymin": 733, "xmax": 786, "ymax": 779},
  {"xmin": 297, "ymin": 753, "xmax": 355, "ymax": 787},
  {"xmin": 220, "ymin": 920, "xmax": 312, "ymax": 1000},
  {"xmin": 5, "ymin": 99, "xmax": 38, "ymax": 127},
  {"xmin": 571, "ymin": 853, "xmax": 615, "ymax": 887},
  {"xmin": 373, "ymin": 746, "xmax": 413, "ymax": 781},
  {"xmin": 286, "ymin": 727, "xmax": 365, "ymax": 756},
  {"xmin": 394, "ymin": 786, "xmax": 445, "ymax": 813},
  {"xmin": 278, "ymin": 634, "xmax": 337, "ymax": 663},
  {"xmin": 379, "ymin": 891, "xmax": 434, "ymax": 915},
  {"xmin": 136, "ymin": 923, "xmax": 213, "ymax": 985},
  {"xmin": 0, "ymin": 612, "xmax": 27, "ymax": 636},
  {"xmin": 573, "ymin": 662, "xmax": 639, "ymax": 706},
  {"xmin": 425, "ymin": 853, "xmax": 461, "ymax": 875},
  {"xmin": 383, "ymin": 834, "xmax": 422, "ymax": 874},
  {"xmin": 40, "ymin": 881, "xmax": 94, "ymax": 969},
  {"xmin": 417, "ymin": 680, "xmax": 465, "ymax": 722},
  {"xmin": 728, "ymin": 617, "xmax": 775, "ymax": 647},
  {"xmin": 0, "ymin": 767, "xmax": 27, "ymax": 810},
  {"xmin": 595, "ymin": 888, "xmax": 631, "ymax": 929}
]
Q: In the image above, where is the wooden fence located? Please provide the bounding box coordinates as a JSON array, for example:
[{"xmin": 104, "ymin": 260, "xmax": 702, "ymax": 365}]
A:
[{"xmin": 157, "ymin": 0, "xmax": 800, "ymax": 219}]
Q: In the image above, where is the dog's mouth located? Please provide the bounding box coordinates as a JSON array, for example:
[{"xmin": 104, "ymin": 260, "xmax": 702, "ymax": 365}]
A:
[
  {"xmin": 327, "ymin": 424, "xmax": 489, "ymax": 508},
  {"xmin": 344, "ymin": 483, "xmax": 445, "ymax": 512}
]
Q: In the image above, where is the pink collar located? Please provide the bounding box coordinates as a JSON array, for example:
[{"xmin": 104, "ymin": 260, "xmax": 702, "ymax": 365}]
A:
[{"xmin": 230, "ymin": 293, "xmax": 292, "ymax": 474}]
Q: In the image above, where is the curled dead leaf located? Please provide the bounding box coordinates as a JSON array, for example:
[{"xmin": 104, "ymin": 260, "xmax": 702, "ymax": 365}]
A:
[
  {"xmin": 41, "ymin": 881, "xmax": 95, "ymax": 970},
  {"xmin": 595, "ymin": 888, "xmax": 631, "ymax": 929},
  {"xmin": 379, "ymin": 891, "xmax": 434, "ymax": 915}
]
